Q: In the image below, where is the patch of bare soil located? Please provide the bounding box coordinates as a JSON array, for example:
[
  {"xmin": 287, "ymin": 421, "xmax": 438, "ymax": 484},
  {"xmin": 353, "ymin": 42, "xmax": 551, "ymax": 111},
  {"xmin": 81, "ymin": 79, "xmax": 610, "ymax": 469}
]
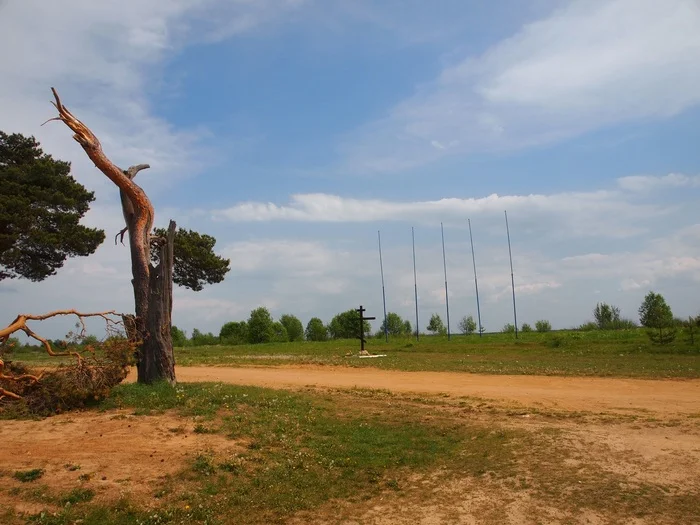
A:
[
  {"xmin": 289, "ymin": 410, "xmax": 700, "ymax": 525},
  {"xmin": 142, "ymin": 365, "xmax": 700, "ymax": 415},
  {"xmin": 0, "ymin": 410, "xmax": 245, "ymax": 516},
  {"xmin": 2, "ymin": 366, "xmax": 698, "ymax": 524}
]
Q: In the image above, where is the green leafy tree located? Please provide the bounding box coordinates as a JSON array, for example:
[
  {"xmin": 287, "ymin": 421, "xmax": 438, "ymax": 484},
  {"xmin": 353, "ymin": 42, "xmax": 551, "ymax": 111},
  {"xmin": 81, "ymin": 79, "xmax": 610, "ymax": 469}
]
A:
[
  {"xmin": 305, "ymin": 317, "xmax": 328, "ymax": 341},
  {"xmin": 639, "ymin": 291, "xmax": 676, "ymax": 344},
  {"xmin": 247, "ymin": 307, "xmax": 275, "ymax": 344},
  {"xmin": 501, "ymin": 323, "xmax": 516, "ymax": 334},
  {"xmin": 380, "ymin": 312, "xmax": 412, "ymax": 336},
  {"xmin": 171, "ymin": 325, "xmax": 188, "ymax": 347},
  {"xmin": 271, "ymin": 321, "xmax": 289, "ymax": 343},
  {"xmin": 80, "ymin": 334, "xmax": 100, "ymax": 349},
  {"xmin": 279, "ymin": 314, "xmax": 304, "ymax": 342},
  {"xmin": 535, "ymin": 320, "xmax": 551, "ymax": 333},
  {"xmin": 151, "ymin": 227, "xmax": 230, "ymax": 292},
  {"xmin": 682, "ymin": 315, "xmax": 700, "ymax": 345},
  {"xmin": 521, "ymin": 323, "xmax": 533, "ymax": 333},
  {"xmin": 593, "ymin": 303, "xmax": 621, "ymax": 330},
  {"xmin": 0, "ymin": 336, "xmax": 20, "ymax": 356},
  {"xmin": 328, "ymin": 309, "xmax": 371, "ymax": 339},
  {"xmin": 190, "ymin": 328, "xmax": 218, "ymax": 346},
  {"xmin": 426, "ymin": 313, "xmax": 446, "ymax": 335},
  {"xmin": 0, "ymin": 131, "xmax": 105, "ymax": 281},
  {"xmin": 458, "ymin": 315, "xmax": 477, "ymax": 335},
  {"xmin": 219, "ymin": 321, "xmax": 248, "ymax": 345}
]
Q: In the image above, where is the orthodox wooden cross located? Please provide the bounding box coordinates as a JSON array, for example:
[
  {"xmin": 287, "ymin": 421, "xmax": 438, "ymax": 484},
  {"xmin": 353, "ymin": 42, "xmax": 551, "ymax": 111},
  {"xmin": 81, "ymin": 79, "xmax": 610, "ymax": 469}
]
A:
[{"xmin": 356, "ymin": 305, "xmax": 375, "ymax": 353}]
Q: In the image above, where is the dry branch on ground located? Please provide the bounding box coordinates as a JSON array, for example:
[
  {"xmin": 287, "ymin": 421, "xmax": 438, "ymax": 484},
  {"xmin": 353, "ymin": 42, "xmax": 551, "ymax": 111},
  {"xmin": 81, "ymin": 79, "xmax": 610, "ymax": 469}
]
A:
[{"xmin": 0, "ymin": 309, "xmax": 127, "ymax": 402}]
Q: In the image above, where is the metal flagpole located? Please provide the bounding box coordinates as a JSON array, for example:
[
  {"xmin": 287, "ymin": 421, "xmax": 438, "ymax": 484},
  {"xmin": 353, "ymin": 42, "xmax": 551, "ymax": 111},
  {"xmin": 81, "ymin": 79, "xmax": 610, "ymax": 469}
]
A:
[
  {"xmin": 378, "ymin": 230, "xmax": 388, "ymax": 342},
  {"xmin": 505, "ymin": 211, "xmax": 518, "ymax": 339},
  {"xmin": 412, "ymin": 226, "xmax": 420, "ymax": 341},
  {"xmin": 441, "ymin": 222, "xmax": 451, "ymax": 340},
  {"xmin": 468, "ymin": 219, "xmax": 483, "ymax": 337}
]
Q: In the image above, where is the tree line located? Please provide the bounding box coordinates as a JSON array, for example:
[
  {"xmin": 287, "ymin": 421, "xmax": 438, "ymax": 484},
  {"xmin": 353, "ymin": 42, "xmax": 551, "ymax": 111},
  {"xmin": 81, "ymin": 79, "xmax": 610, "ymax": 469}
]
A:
[
  {"xmin": 173, "ymin": 307, "xmax": 373, "ymax": 347},
  {"xmin": 175, "ymin": 291, "xmax": 698, "ymax": 347}
]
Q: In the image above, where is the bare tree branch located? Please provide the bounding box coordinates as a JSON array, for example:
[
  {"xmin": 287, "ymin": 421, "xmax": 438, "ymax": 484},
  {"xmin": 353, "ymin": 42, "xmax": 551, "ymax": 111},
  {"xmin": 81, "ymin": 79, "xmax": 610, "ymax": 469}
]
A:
[
  {"xmin": 125, "ymin": 164, "xmax": 150, "ymax": 178},
  {"xmin": 0, "ymin": 309, "xmax": 126, "ymax": 398},
  {"xmin": 47, "ymin": 88, "xmax": 155, "ymax": 327}
]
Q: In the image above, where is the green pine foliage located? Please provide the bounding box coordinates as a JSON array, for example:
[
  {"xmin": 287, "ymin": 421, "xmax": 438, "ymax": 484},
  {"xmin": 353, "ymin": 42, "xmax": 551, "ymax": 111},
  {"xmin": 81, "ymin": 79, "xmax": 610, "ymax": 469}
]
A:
[{"xmin": 0, "ymin": 131, "xmax": 104, "ymax": 281}]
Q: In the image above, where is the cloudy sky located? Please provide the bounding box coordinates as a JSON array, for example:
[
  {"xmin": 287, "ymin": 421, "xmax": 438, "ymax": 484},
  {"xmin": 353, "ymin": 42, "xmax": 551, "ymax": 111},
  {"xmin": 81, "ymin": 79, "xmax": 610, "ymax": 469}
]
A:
[{"xmin": 1, "ymin": 0, "xmax": 699, "ymax": 338}]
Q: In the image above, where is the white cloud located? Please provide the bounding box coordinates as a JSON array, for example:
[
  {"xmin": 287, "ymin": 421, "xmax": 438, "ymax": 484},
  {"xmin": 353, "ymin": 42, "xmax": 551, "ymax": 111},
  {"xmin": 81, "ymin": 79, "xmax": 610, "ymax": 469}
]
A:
[
  {"xmin": 173, "ymin": 296, "xmax": 245, "ymax": 323},
  {"xmin": 0, "ymin": 0, "xmax": 308, "ymax": 198},
  {"xmin": 557, "ymin": 225, "xmax": 700, "ymax": 288},
  {"xmin": 0, "ymin": 0, "xmax": 310, "ymax": 338},
  {"xmin": 617, "ymin": 173, "xmax": 700, "ymax": 192},
  {"xmin": 213, "ymin": 176, "xmax": 680, "ymax": 238},
  {"xmin": 341, "ymin": 0, "xmax": 700, "ymax": 172},
  {"xmin": 221, "ymin": 239, "xmax": 370, "ymax": 297}
]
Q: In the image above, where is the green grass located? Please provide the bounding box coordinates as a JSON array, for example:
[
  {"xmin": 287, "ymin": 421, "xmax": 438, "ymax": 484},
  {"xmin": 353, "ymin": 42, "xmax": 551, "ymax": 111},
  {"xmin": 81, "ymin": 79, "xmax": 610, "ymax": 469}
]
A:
[
  {"xmin": 25, "ymin": 381, "xmax": 502, "ymax": 524},
  {"xmin": 13, "ymin": 381, "xmax": 699, "ymax": 524},
  {"xmin": 7, "ymin": 328, "xmax": 698, "ymax": 378},
  {"xmin": 58, "ymin": 488, "xmax": 95, "ymax": 505},
  {"xmin": 13, "ymin": 469, "xmax": 45, "ymax": 482},
  {"xmin": 168, "ymin": 329, "xmax": 699, "ymax": 378}
]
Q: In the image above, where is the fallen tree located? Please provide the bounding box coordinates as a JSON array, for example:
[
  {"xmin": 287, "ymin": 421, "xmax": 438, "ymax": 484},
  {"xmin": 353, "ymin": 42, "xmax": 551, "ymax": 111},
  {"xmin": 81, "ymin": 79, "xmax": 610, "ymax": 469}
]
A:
[{"xmin": 0, "ymin": 309, "xmax": 133, "ymax": 413}]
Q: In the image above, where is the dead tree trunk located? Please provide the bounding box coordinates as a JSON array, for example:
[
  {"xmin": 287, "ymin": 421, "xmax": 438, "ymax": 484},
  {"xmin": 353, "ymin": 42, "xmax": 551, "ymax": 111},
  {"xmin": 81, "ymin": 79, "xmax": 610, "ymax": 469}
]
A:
[
  {"xmin": 138, "ymin": 221, "xmax": 176, "ymax": 383},
  {"xmin": 48, "ymin": 88, "xmax": 176, "ymax": 384}
]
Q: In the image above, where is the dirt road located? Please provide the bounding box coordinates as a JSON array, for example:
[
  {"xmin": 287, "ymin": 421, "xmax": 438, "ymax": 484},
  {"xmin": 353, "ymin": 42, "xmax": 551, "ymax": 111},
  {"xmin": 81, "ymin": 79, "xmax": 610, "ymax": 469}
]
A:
[{"xmin": 129, "ymin": 366, "xmax": 700, "ymax": 415}]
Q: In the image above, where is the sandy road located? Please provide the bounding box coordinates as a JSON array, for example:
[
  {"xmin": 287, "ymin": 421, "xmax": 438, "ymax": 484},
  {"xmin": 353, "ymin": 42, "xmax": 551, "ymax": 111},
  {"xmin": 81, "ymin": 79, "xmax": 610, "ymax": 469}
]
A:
[{"xmin": 129, "ymin": 366, "xmax": 700, "ymax": 415}]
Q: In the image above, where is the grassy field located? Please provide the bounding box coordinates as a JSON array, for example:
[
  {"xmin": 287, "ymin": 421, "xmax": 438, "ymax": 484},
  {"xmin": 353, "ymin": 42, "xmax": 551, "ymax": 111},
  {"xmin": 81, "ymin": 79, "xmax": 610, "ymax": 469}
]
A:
[
  {"xmin": 7, "ymin": 328, "xmax": 699, "ymax": 378},
  {"xmin": 173, "ymin": 330, "xmax": 700, "ymax": 378},
  {"xmin": 3, "ymin": 381, "xmax": 698, "ymax": 524}
]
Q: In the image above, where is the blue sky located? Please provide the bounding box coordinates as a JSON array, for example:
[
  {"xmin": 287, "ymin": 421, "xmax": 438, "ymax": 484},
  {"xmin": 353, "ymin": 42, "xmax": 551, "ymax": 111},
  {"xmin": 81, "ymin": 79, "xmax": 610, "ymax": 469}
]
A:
[{"xmin": 1, "ymin": 0, "xmax": 699, "ymax": 339}]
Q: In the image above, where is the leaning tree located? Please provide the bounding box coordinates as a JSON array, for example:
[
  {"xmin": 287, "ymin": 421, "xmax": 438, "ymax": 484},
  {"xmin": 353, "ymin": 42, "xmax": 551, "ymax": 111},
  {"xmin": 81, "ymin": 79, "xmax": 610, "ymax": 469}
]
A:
[{"xmin": 46, "ymin": 88, "xmax": 229, "ymax": 384}]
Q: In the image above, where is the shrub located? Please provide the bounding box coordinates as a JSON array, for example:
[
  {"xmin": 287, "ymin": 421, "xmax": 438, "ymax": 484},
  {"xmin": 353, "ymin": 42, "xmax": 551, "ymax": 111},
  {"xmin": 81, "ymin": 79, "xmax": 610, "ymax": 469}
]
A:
[
  {"xmin": 190, "ymin": 328, "xmax": 219, "ymax": 346},
  {"xmin": 501, "ymin": 323, "xmax": 516, "ymax": 334},
  {"xmin": 458, "ymin": 315, "xmax": 477, "ymax": 335},
  {"xmin": 219, "ymin": 321, "xmax": 248, "ymax": 345},
  {"xmin": 521, "ymin": 323, "xmax": 532, "ymax": 333},
  {"xmin": 610, "ymin": 318, "xmax": 638, "ymax": 330},
  {"xmin": 13, "ymin": 469, "xmax": 44, "ymax": 482},
  {"xmin": 380, "ymin": 312, "xmax": 412, "ymax": 337},
  {"xmin": 682, "ymin": 315, "xmax": 700, "ymax": 345},
  {"xmin": 59, "ymin": 487, "xmax": 95, "ymax": 505},
  {"xmin": 427, "ymin": 314, "xmax": 447, "ymax": 335},
  {"xmin": 535, "ymin": 320, "xmax": 552, "ymax": 333},
  {"xmin": 593, "ymin": 302, "xmax": 621, "ymax": 330},
  {"xmin": 639, "ymin": 292, "xmax": 675, "ymax": 345},
  {"xmin": 544, "ymin": 335, "xmax": 565, "ymax": 348}
]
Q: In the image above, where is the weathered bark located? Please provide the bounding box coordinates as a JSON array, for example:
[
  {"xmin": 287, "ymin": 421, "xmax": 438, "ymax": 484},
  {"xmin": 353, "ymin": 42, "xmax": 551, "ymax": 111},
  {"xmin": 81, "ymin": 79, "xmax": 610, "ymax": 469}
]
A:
[
  {"xmin": 138, "ymin": 221, "xmax": 176, "ymax": 383},
  {"xmin": 116, "ymin": 164, "xmax": 150, "ymax": 245},
  {"xmin": 48, "ymin": 88, "xmax": 176, "ymax": 384}
]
